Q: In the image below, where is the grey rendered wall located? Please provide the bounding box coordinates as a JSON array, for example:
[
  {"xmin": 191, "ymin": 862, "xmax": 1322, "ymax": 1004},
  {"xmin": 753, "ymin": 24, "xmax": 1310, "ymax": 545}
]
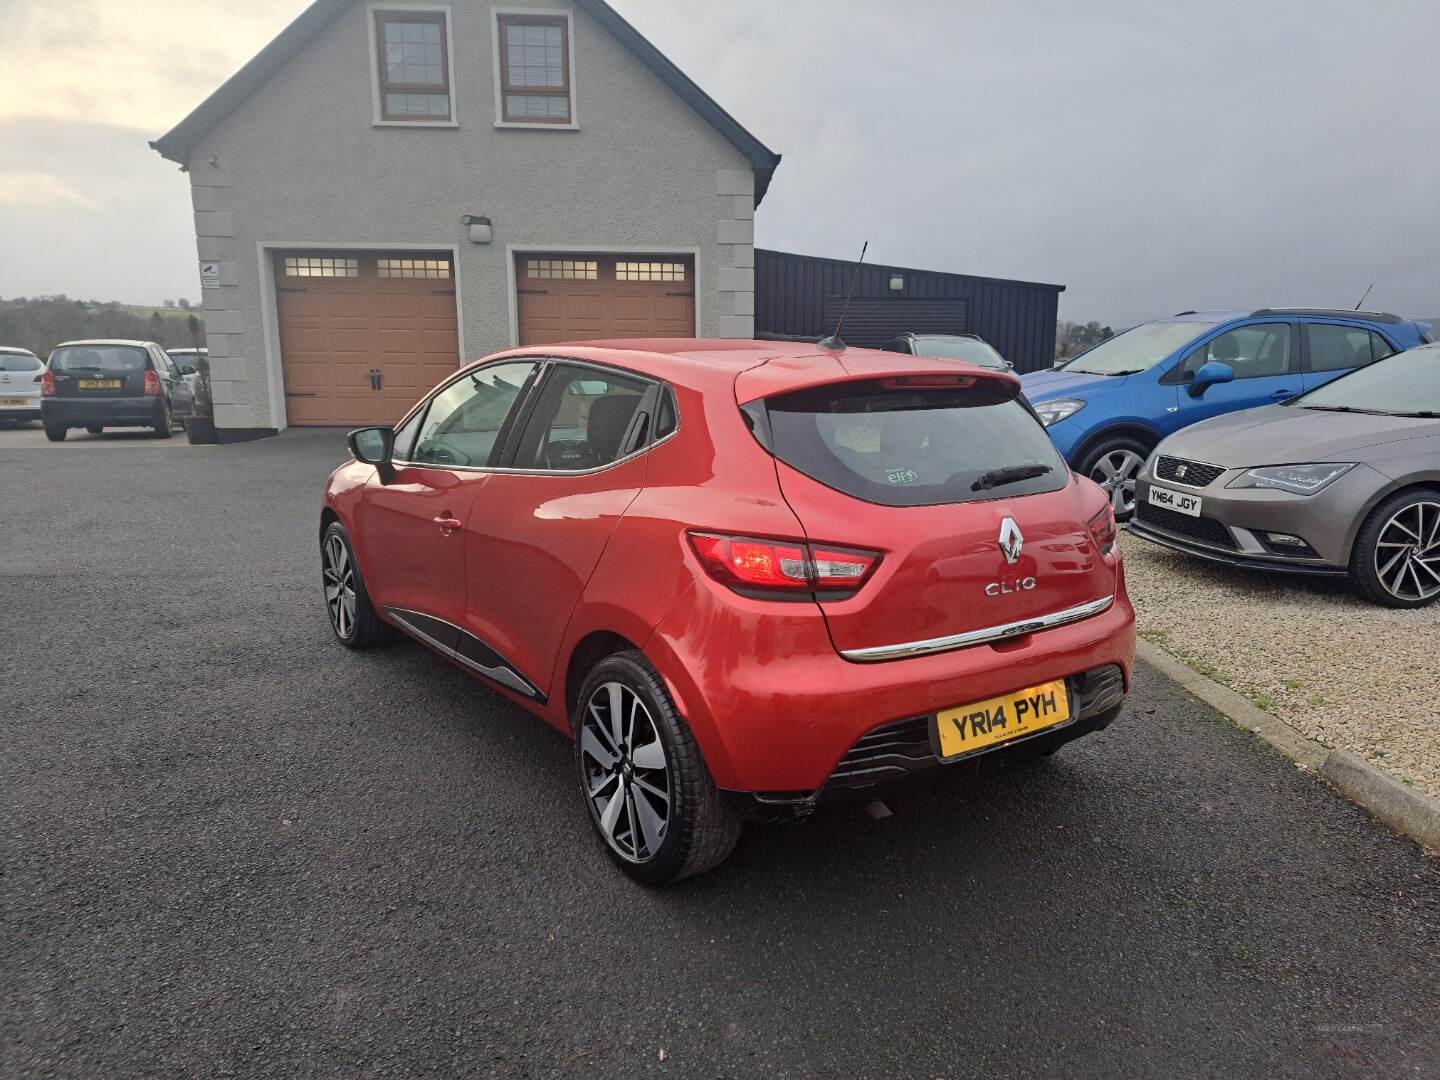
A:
[{"xmin": 186, "ymin": 0, "xmax": 757, "ymax": 431}]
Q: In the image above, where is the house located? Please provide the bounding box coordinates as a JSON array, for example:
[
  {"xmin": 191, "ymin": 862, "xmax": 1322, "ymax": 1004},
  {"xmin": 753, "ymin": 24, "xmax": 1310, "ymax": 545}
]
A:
[{"xmin": 151, "ymin": 0, "xmax": 780, "ymax": 440}]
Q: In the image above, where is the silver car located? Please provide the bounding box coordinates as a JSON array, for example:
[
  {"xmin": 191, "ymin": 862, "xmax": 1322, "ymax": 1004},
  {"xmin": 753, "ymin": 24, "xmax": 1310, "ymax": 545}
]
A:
[
  {"xmin": 0, "ymin": 347, "xmax": 45, "ymax": 424},
  {"xmin": 1129, "ymin": 343, "xmax": 1440, "ymax": 607}
]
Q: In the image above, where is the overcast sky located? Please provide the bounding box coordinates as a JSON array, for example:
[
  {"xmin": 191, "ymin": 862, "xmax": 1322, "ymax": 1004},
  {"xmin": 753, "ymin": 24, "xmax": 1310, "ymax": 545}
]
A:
[{"xmin": 2, "ymin": 0, "xmax": 1437, "ymax": 325}]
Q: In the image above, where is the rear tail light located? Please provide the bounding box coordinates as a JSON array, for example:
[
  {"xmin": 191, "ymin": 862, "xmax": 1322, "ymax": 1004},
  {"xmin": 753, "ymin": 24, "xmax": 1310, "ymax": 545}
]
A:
[
  {"xmin": 38, "ymin": 370, "xmax": 54, "ymax": 397},
  {"xmin": 688, "ymin": 532, "xmax": 880, "ymax": 599},
  {"xmin": 143, "ymin": 370, "xmax": 162, "ymax": 396},
  {"xmin": 1088, "ymin": 505, "xmax": 1117, "ymax": 556}
]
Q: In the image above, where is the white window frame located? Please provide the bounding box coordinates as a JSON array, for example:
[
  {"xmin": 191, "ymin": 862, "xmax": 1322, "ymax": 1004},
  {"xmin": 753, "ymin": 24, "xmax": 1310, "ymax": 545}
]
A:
[
  {"xmin": 491, "ymin": 6, "xmax": 579, "ymax": 131},
  {"xmin": 367, "ymin": 3, "xmax": 459, "ymax": 128}
]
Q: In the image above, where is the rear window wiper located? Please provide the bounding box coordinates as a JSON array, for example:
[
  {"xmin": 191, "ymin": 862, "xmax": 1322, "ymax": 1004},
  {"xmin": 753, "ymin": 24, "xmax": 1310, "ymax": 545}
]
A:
[{"xmin": 971, "ymin": 464, "xmax": 1052, "ymax": 491}]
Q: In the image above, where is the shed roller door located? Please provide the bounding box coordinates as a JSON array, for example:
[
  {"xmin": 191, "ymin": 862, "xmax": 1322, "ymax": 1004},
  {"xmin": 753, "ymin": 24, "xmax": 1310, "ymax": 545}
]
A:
[
  {"xmin": 276, "ymin": 252, "xmax": 459, "ymax": 426},
  {"xmin": 516, "ymin": 254, "xmax": 695, "ymax": 346}
]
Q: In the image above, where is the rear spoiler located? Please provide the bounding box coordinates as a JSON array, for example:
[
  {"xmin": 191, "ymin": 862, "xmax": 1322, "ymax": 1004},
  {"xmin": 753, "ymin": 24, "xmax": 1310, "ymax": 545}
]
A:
[{"xmin": 734, "ymin": 350, "xmax": 1021, "ymax": 406}]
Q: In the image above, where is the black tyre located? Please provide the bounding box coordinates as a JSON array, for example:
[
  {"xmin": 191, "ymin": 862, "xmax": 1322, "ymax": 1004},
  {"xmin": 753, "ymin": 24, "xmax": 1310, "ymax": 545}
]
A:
[
  {"xmin": 1348, "ymin": 488, "xmax": 1440, "ymax": 608},
  {"xmin": 44, "ymin": 423, "xmax": 66, "ymax": 442},
  {"xmin": 574, "ymin": 650, "xmax": 741, "ymax": 885},
  {"xmin": 321, "ymin": 522, "xmax": 388, "ymax": 648},
  {"xmin": 153, "ymin": 401, "xmax": 174, "ymax": 439},
  {"xmin": 1078, "ymin": 435, "xmax": 1151, "ymax": 521},
  {"xmin": 85, "ymin": 425, "xmax": 103, "ymax": 434}
]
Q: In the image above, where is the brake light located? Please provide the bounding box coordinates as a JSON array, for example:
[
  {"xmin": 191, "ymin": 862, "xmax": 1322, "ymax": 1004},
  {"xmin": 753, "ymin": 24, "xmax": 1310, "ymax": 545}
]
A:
[
  {"xmin": 143, "ymin": 370, "xmax": 162, "ymax": 396},
  {"xmin": 1088, "ymin": 505, "xmax": 1117, "ymax": 556},
  {"xmin": 688, "ymin": 533, "xmax": 880, "ymax": 598},
  {"xmin": 38, "ymin": 370, "xmax": 54, "ymax": 396},
  {"xmin": 882, "ymin": 375, "xmax": 976, "ymax": 390}
]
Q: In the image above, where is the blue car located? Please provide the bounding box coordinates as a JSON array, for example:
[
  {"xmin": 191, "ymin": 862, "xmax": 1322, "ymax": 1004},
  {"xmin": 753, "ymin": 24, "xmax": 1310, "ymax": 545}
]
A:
[{"xmin": 1022, "ymin": 308, "xmax": 1431, "ymax": 517}]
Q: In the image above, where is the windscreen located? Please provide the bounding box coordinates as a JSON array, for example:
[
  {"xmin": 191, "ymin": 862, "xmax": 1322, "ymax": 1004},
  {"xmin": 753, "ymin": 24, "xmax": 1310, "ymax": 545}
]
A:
[
  {"xmin": 1294, "ymin": 346, "xmax": 1440, "ymax": 415},
  {"xmin": 911, "ymin": 336, "xmax": 1007, "ymax": 368},
  {"xmin": 762, "ymin": 380, "xmax": 1067, "ymax": 507},
  {"xmin": 1063, "ymin": 320, "xmax": 1216, "ymax": 375},
  {"xmin": 0, "ymin": 353, "xmax": 40, "ymax": 372},
  {"xmin": 50, "ymin": 345, "xmax": 148, "ymax": 373}
]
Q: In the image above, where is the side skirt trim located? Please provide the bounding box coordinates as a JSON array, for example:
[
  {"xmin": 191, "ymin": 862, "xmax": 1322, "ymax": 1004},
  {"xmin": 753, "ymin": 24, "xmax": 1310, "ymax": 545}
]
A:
[{"xmin": 383, "ymin": 606, "xmax": 547, "ymax": 703}]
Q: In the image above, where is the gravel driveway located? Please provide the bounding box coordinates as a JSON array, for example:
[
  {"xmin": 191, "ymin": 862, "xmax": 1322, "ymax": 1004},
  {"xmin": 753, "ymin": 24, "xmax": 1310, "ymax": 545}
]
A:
[
  {"xmin": 1122, "ymin": 534, "xmax": 1440, "ymax": 800},
  {"xmin": 4, "ymin": 429, "xmax": 1440, "ymax": 1078}
]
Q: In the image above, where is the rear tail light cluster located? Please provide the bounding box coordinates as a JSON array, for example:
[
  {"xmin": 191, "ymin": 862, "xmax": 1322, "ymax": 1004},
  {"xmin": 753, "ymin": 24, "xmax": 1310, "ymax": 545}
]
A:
[
  {"xmin": 688, "ymin": 532, "xmax": 880, "ymax": 599},
  {"xmin": 142, "ymin": 370, "xmax": 162, "ymax": 396},
  {"xmin": 1088, "ymin": 505, "xmax": 1117, "ymax": 556},
  {"xmin": 38, "ymin": 371, "xmax": 54, "ymax": 397}
]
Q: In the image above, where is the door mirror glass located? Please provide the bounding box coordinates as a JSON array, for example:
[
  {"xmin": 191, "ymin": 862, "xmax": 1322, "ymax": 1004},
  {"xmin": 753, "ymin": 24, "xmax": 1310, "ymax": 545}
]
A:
[
  {"xmin": 348, "ymin": 426, "xmax": 394, "ymax": 464},
  {"xmin": 1189, "ymin": 361, "xmax": 1234, "ymax": 397}
]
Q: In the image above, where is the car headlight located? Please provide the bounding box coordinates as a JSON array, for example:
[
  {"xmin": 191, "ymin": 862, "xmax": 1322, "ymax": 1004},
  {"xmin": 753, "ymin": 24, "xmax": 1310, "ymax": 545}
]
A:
[
  {"xmin": 1034, "ymin": 399, "xmax": 1086, "ymax": 427},
  {"xmin": 1226, "ymin": 463, "xmax": 1355, "ymax": 496}
]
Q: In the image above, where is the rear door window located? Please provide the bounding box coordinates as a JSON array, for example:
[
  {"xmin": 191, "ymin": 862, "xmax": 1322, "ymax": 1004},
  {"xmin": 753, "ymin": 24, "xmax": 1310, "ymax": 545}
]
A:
[
  {"xmin": 509, "ymin": 364, "xmax": 651, "ymax": 471},
  {"xmin": 761, "ymin": 379, "xmax": 1067, "ymax": 507},
  {"xmin": 1307, "ymin": 324, "xmax": 1391, "ymax": 372}
]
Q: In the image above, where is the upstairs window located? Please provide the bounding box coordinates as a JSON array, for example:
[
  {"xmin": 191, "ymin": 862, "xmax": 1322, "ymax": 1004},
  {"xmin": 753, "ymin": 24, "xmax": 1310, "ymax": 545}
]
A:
[
  {"xmin": 374, "ymin": 10, "xmax": 453, "ymax": 123},
  {"xmin": 497, "ymin": 14, "xmax": 572, "ymax": 124}
]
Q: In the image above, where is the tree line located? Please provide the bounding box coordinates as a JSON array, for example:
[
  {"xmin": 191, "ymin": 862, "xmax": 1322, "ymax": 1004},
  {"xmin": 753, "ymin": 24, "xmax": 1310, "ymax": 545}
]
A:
[
  {"xmin": 1056, "ymin": 319, "xmax": 1116, "ymax": 360},
  {"xmin": 0, "ymin": 296, "xmax": 206, "ymax": 358}
]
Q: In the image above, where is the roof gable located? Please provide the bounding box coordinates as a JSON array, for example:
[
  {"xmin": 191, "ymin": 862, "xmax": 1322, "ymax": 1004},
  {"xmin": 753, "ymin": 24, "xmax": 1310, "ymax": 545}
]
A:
[{"xmin": 150, "ymin": 0, "xmax": 781, "ymax": 202}]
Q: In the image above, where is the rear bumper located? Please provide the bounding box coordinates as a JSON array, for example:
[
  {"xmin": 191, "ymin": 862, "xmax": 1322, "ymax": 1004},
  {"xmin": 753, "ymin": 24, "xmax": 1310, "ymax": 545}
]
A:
[
  {"xmin": 645, "ymin": 576, "xmax": 1136, "ymax": 794},
  {"xmin": 42, "ymin": 397, "xmax": 163, "ymax": 426},
  {"xmin": 0, "ymin": 400, "xmax": 41, "ymax": 419}
]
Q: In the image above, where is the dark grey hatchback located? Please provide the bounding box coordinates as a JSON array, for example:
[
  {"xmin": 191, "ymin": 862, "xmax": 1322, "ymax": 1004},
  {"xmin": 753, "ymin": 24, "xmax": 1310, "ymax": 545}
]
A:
[{"xmin": 41, "ymin": 339, "xmax": 193, "ymax": 441}]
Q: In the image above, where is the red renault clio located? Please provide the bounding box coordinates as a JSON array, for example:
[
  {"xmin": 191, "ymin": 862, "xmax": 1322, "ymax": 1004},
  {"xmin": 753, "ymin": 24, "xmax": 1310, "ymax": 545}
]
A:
[{"xmin": 321, "ymin": 340, "xmax": 1135, "ymax": 884}]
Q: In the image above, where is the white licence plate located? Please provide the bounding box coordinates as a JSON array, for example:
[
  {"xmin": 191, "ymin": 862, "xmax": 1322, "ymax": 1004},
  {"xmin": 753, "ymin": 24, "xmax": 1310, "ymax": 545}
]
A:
[{"xmin": 1148, "ymin": 485, "xmax": 1203, "ymax": 517}]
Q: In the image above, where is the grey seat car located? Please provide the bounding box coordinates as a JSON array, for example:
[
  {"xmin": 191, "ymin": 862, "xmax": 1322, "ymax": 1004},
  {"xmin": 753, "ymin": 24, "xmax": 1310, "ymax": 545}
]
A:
[
  {"xmin": 1129, "ymin": 343, "xmax": 1439, "ymax": 607},
  {"xmin": 879, "ymin": 332, "xmax": 1013, "ymax": 371}
]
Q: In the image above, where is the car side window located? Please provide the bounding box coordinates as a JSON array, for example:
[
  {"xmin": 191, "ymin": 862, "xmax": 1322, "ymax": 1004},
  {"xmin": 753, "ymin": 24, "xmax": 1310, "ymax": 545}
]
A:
[
  {"xmin": 411, "ymin": 361, "xmax": 538, "ymax": 468},
  {"xmin": 510, "ymin": 364, "xmax": 651, "ymax": 471},
  {"xmin": 1181, "ymin": 323, "xmax": 1293, "ymax": 380},
  {"xmin": 1307, "ymin": 324, "xmax": 1389, "ymax": 373}
]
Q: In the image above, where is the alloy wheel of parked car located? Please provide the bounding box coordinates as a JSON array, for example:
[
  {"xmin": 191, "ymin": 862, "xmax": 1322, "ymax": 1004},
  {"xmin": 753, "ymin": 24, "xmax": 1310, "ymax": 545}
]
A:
[
  {"xmin": 1372, "ymin": 497, "xmax": 1440, "ymax": 604},
  {"xmin": 1083, "ymin": 440, "xmax": 1148, "ymax": 519},
  {"xmin": 1350, "ymin": 491, "xmax": 1440, "ymax": 608},
  {"xmin": 574, "ymin": 651, "xmax": 740, "ymax": 885},
  {"xmin": 321, "ymin": 522, "xmax": 387, "ymax": 647}
]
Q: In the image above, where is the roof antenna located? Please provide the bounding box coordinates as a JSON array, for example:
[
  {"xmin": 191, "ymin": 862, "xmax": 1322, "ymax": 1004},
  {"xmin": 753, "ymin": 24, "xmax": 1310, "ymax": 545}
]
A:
[
  {"xmin": 1354, "ymin": 282, "xmax": 1374, "ymax": 310},
  {"xmin": 818, "ymin": 241, "xmax": 868, "ymax": 351}
]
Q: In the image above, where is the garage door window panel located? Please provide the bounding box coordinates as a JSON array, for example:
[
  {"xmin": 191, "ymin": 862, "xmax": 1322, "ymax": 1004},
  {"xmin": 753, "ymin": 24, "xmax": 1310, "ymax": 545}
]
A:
[
  {"xmin": 498, "ymin": 15, "xmax": 571, "ymax": 123},
  {"xmin": 411, "ymin": 362, "xmax": 539, "ymax": 468},
  {"xmin": 510, "ymin": 365, "xmax": 652, "ymax": 471},
  {"xmin": 375, "ymin": 11, "xmax": 452, "ymax": 122}
]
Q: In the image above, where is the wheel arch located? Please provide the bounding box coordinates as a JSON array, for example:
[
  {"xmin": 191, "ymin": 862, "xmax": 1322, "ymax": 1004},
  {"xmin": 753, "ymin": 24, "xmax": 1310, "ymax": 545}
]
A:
[
  {"xmin": 564, "ymin": 630, "xmax": 641, "ymax": 726},
  {"xmin": 1343, "ymin": 478, "xmax": 1440, "ymax": 564},
  {"xmin": 1070, "ymin": 423, "xmax": 1163, "ymax": 469}
]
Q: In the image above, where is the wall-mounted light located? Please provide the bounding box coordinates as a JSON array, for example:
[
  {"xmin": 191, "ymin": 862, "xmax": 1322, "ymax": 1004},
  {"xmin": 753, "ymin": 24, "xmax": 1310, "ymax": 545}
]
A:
[
  {"xmin": 463, "ymin": 214, "xmax": 492, "ymax": 244},
  {"xmin": 889, "ymin": 274, "xmax": 905, "ymax": 291}
]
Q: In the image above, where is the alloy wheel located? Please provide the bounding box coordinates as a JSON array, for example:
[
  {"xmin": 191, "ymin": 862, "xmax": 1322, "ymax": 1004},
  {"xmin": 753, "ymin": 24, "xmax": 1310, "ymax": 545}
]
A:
[
  {"xmin": 1090, "ymin": 449, "xmax": 1145, "ymax": 516},
  {"xmin": 323, "ymin": 533, "xmax": 358, "ymax": 637},
  {"xmin": 1374, "ymin": 499, "xmax": 1440, "ymax": 602},
  {"xmin": 579, "ymin": 681, "xmax": 671, "ymax": 863}
]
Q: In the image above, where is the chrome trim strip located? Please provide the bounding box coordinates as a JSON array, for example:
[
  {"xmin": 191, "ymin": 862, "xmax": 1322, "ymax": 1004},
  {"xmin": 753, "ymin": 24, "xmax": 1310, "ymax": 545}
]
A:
[
  {"xmin": 383, "ymin": 606, "xmax": 542, "ymax": 698},
  {"xmin": 839, "ymin": 595, "xmax": 1116, "ymax": 663}
]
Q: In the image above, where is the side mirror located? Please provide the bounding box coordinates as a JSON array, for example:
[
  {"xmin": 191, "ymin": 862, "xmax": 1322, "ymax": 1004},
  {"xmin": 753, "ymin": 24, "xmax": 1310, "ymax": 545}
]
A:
[
  {"xmin": 1188, "ymin": 361, "xmax": 1234, "ymax": 397},
  {"xmin": 347, "ymin": 426, "xmax": 394, "ymax": 470},
  {"xmin": 178, "ymin": 364, "xmax": 197, "ymax": 376}
]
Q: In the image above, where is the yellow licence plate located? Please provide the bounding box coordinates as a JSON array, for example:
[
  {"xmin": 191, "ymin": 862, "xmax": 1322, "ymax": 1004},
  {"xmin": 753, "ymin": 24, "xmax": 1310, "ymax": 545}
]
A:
[
  {"xmin": 935, "ymin": 679, "xmax": 1071, "ymax": 760},
  {"xmin": 78, "ymin": 378, "xmax": 122, "ymax": 390},
  {"xmin": 0, "ymin": 397, "xmax": 27, "ymax": 406}
]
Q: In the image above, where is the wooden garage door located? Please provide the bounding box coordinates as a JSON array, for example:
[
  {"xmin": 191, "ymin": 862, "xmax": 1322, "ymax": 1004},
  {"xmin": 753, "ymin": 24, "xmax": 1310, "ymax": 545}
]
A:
[
  {"xmin": 276, "ymin": 252, "xmax": 459, "ymax": 426},
  {"xmin": 516, "ymin": 254, "xmax": 695, "ymax": 346}
]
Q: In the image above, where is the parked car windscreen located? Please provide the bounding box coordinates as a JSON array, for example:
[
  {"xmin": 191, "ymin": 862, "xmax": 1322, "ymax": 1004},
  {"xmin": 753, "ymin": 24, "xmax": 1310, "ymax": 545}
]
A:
[
  {"xmin": 763, "ymin": 379, "xmax": 1067, "ymax": 507},
  {"xmin": 909, "ymin": 336, "xmax": 1008, "ymax": 369},
  {"xmin": 1063, "ymin": 320, "xmax": 1217, "ymax": 375},
  {"xmin": 1292, "ymin": 345, "xmax": 1440, "ymax": 415},
  {"xmin": 50, "ymin": 345, "xmax": 149, "ymax": 373},
  {"xmin": 0, "ymin": 353, "xmax": 41, "ymax": 371}
]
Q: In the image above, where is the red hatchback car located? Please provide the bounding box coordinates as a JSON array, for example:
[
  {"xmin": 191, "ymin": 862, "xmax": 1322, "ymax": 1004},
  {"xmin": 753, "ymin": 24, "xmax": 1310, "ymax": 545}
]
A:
[{"xmin": 321, "ymin": 340, "xmax": 1135, "ymax": 884}]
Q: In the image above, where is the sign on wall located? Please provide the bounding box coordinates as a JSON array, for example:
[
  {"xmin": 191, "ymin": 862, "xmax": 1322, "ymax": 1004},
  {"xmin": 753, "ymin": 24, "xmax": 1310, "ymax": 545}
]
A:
[{"xmin": 200, "ymin": 262, "xmax": 221, "ymax": 289}]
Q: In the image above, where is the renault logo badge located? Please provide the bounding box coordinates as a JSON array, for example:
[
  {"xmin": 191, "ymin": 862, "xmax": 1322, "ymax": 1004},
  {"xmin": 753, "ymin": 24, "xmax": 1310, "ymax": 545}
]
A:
[{"xmin": 998, "ymin": 517, "xmax": 1024, "ymax": 565}]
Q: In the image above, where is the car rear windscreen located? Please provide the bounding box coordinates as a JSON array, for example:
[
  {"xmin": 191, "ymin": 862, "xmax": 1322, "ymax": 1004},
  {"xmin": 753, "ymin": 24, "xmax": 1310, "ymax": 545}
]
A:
[
  {"xmin": 760, "ymin": 380, "xmax": 1068, "ymax": 507},
  {"xmin": 50, "ymin": 346, "xmax": 148, "ymax": 373},
  {"xmin": 0, "ymin": 353, "xmax": 40, "ymax": 372}
]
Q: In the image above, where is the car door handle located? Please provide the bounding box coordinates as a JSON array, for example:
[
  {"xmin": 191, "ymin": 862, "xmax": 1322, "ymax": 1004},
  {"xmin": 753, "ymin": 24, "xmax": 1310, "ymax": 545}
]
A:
[
  {"xmin": 1272, "ymin": 388, "xmax": 1295, "ymax": 397},
  {"xmin": 433, "ymin": 516, "xmax": 463, "ymax": 534}
]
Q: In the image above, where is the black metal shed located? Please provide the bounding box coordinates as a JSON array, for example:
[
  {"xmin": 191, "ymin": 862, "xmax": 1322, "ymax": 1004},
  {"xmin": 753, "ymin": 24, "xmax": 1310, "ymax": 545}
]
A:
[{"xmin": 753, "ymin": 248, "xmax": 1066, "ymax": 373}]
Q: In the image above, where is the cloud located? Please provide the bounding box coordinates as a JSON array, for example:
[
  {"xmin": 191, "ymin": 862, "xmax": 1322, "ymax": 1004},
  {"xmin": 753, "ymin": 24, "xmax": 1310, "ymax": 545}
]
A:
[{"xmin": 0, "ymin": 170, "xmax": 101, "ymax": 210}]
